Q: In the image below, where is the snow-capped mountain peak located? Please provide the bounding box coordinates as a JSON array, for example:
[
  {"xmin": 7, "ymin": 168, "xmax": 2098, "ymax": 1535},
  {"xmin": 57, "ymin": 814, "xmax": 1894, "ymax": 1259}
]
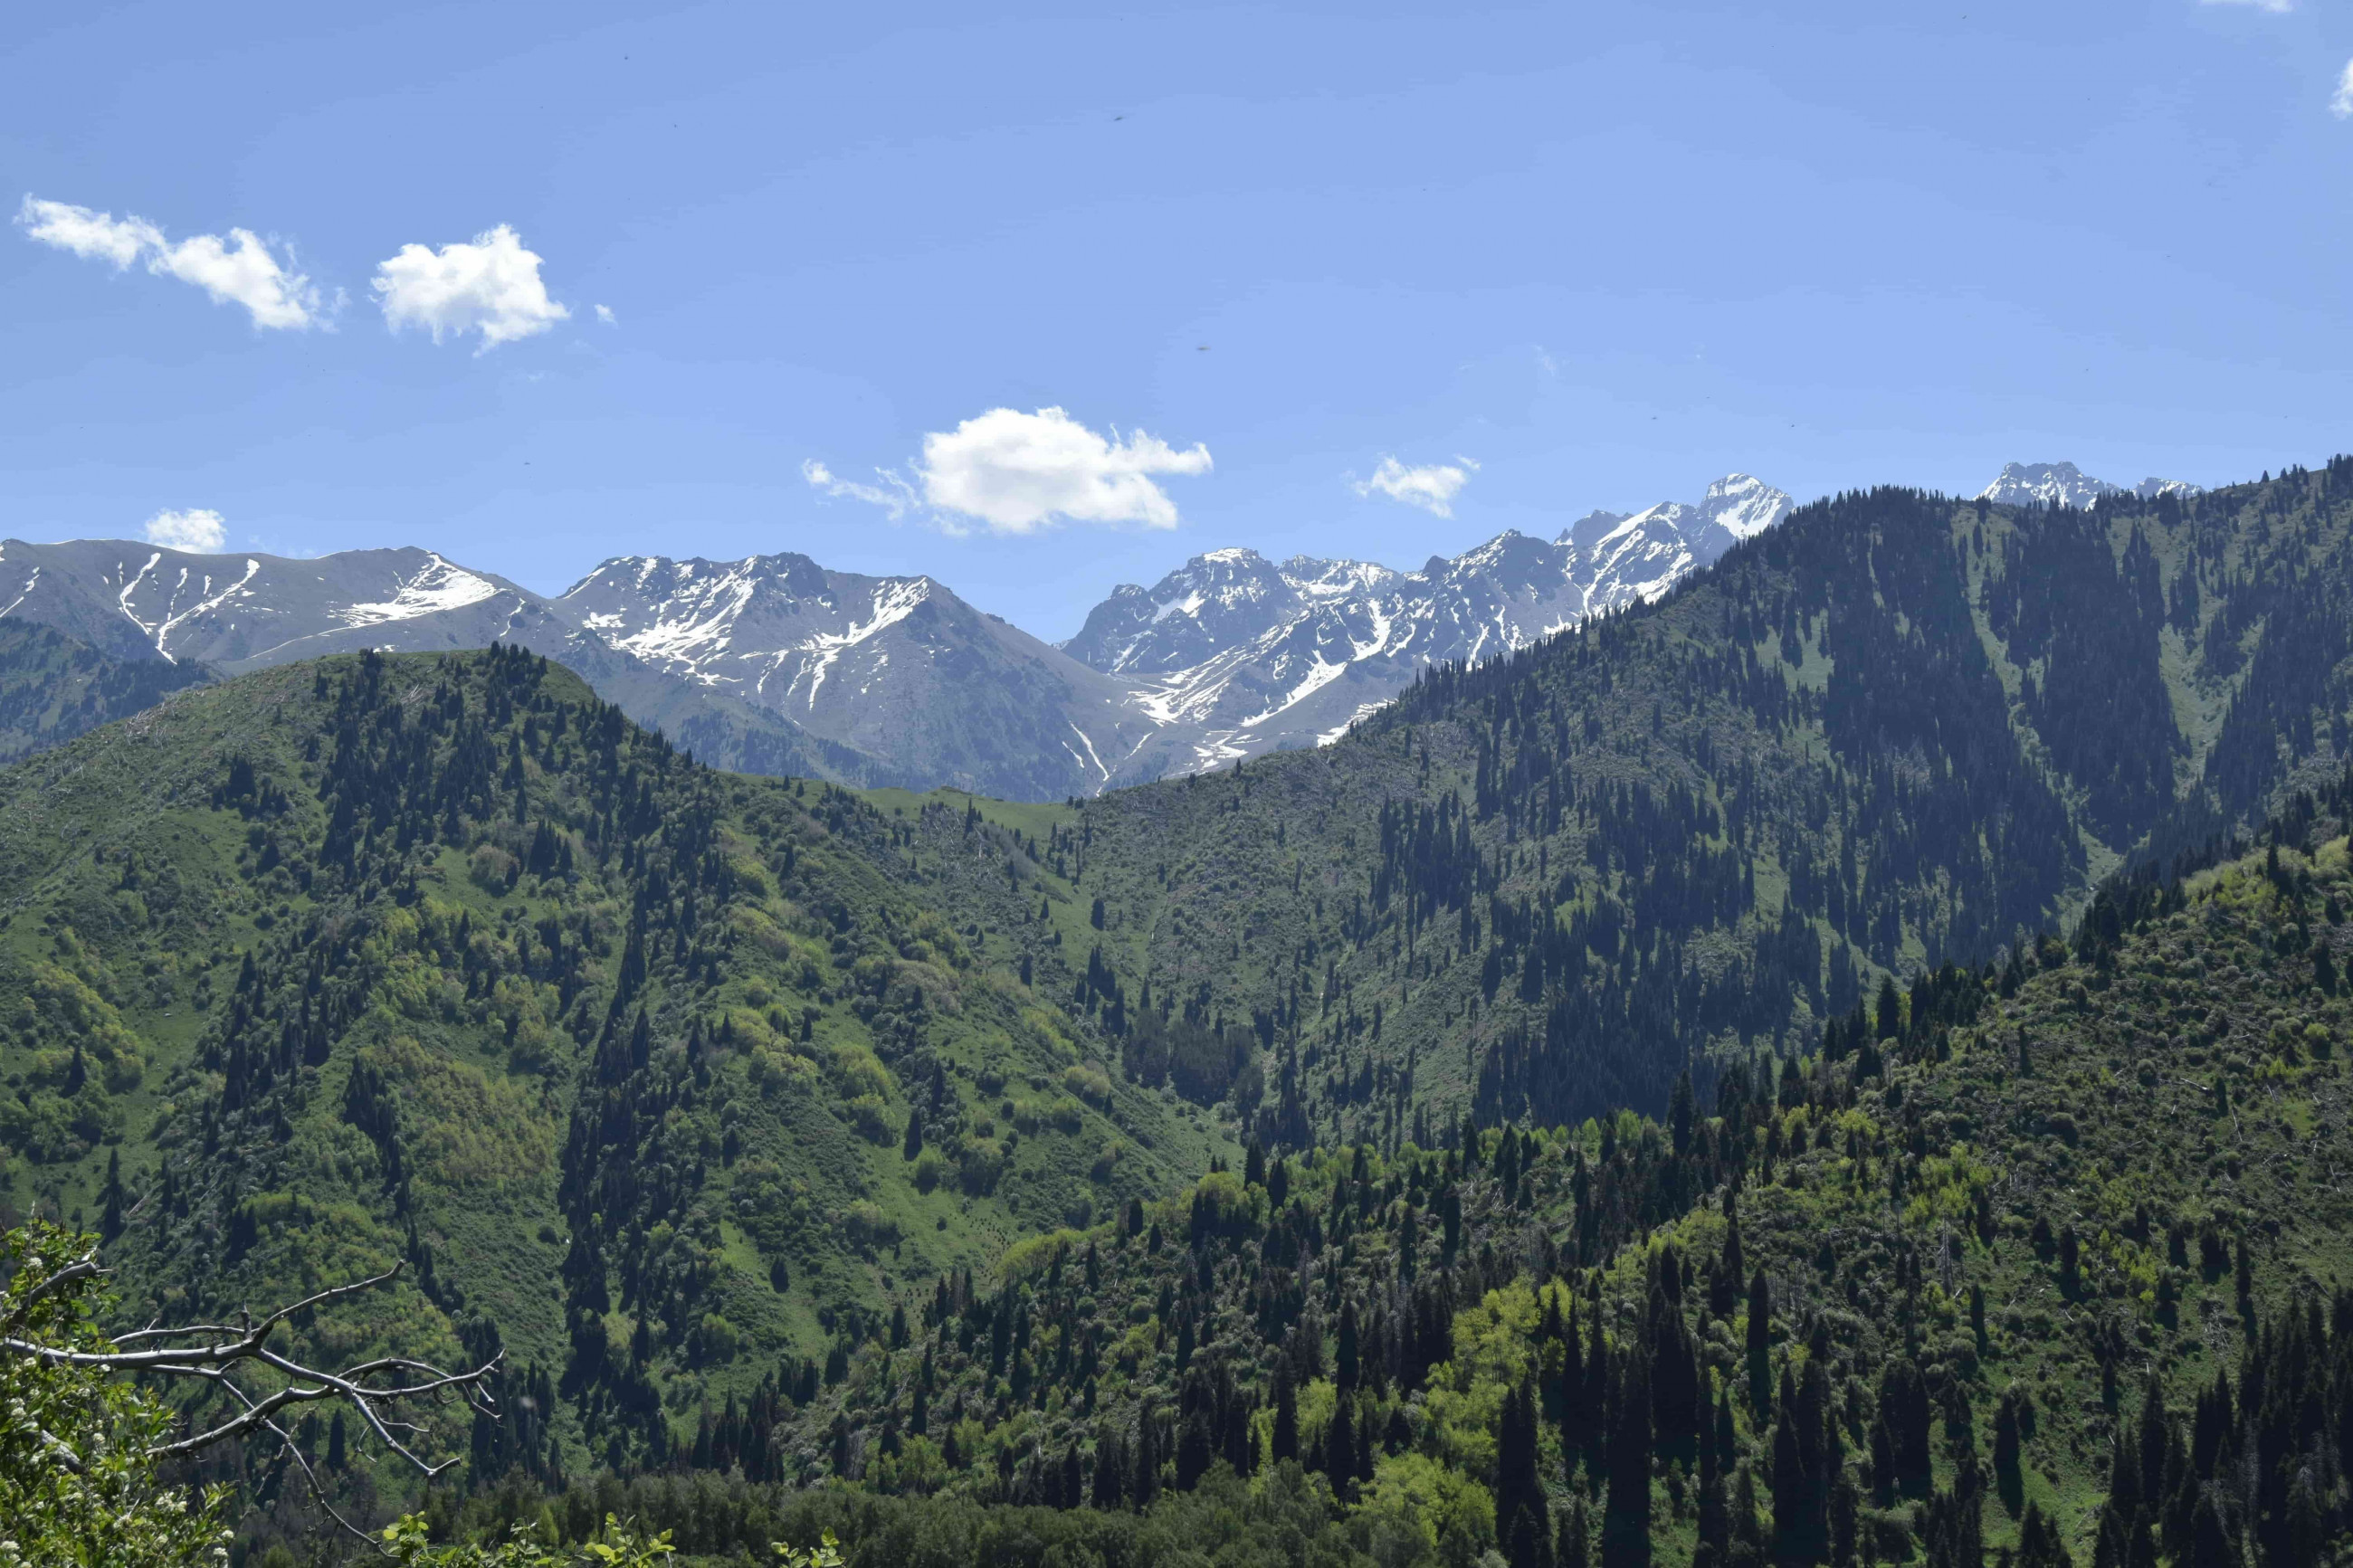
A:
[
  {"xmin": 555, "ymin": 548, "xmax": 1162, "ymax": 799},
  {"xmin": 0, "ymin": 538, "xmax": 536, "ymax": 669},
  {"xmin": 557, "ymin": 551, "xmax": 940, "ymax": 707},
  {"xmin": 1977, "ymin": 461, "xmax": 2110, "ymax": 509},
  {"xmin": 1700, "ymin": 473, "xmax": 1793, "ymax": 541}
]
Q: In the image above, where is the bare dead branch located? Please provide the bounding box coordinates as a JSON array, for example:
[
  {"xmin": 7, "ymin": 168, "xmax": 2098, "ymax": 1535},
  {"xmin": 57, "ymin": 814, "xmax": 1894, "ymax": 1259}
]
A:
[
  {"xmin": 150, "ymin": 1348, "xmax": 500, "ymax": 1470},
  {"xmin": 1, "ymin": 1255, "xmax": 499, "ymax": 1482},
  {"xmin": 111, "ymin": 1322, "xmax": 258, "ymax": 1345}
]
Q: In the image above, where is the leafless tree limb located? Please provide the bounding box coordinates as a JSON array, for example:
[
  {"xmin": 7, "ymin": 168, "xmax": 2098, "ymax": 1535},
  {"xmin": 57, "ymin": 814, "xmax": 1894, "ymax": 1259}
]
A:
[{"xmin": 0, "ymin": 1250, "xmax": 499, "ymax": 1478}]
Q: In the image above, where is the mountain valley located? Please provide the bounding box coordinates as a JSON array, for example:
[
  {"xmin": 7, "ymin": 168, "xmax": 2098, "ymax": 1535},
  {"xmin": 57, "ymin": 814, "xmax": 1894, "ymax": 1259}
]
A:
[{"xmin": 12, "ymin": 458, "xmax": 2353, "ymax": 1568}]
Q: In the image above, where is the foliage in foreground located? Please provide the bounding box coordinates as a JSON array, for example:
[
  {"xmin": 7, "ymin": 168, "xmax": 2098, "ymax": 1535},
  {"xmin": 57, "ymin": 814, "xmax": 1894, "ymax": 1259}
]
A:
[{"xmin": 0, "ymin": 1221, "xmax": 228, "ymax": 1567}]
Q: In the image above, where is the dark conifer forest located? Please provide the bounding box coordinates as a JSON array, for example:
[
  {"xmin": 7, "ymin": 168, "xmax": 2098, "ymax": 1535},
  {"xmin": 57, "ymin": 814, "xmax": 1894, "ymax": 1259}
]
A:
[{"xmin": 10, "ymin": 463, "xmax": 2353, "ymax": 1566}]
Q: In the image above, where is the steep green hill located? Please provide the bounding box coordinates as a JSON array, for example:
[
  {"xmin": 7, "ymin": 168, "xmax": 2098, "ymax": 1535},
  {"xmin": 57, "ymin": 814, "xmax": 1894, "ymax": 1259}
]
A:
[
  {"xmin": 886, "ymin": 465, "xmax": 2353, "ymax": 1147},
  {"xmin": 0, "ymin": 646, "xmax": 1226, "ymax": 1507}
]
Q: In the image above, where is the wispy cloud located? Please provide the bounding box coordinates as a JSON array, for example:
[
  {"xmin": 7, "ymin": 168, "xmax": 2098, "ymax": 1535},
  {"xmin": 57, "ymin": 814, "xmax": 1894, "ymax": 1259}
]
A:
[
  {"xmin": 1351, "ymin": 455, "xmax": 1477, "ymax": 518},
  {"xmin": 16, "ymin": 195, "xmax": 325, "ymax": 329},
  {"xmin": 2198, "ymin": 0, "xmax": 2291, "ymax": 12},
  {"xmin": 2333, "ymin": 57, "xmax": 2353, "ymax": 118},
  {"xmin": 373, "ymin": 225, "xmax": 569, "ymax": 352},
  {"xmin": 803, "ymin": 460, "xmax": 918, "ymax": 521}
]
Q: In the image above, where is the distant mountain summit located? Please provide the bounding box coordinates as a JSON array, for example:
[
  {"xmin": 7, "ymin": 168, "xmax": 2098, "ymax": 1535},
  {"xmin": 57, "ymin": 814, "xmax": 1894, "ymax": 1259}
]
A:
[{"xmin": 1977, "ymin": 461, "xmax": 2201, "ymax": 508}]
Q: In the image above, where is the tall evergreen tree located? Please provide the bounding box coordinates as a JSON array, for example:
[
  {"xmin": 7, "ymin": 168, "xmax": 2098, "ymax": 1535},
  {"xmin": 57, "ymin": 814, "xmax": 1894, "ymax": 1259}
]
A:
[{"xmin": 1604, "ymin": 1352, "xmax": 1653, "ymax": 1568}]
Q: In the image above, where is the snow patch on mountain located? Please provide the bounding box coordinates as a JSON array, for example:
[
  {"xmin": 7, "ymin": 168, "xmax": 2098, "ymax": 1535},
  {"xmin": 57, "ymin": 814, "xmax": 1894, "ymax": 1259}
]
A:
[
  {"xmin": 154, "ymin": 559, "xmax": 262, "ymax": 660},
  {"xmin": 338, "ymin": 553, "xmax": 500, "ymax": 628},
  {"xmin": 794, "ymin": 578, "xmax": 932, "ymax": 709}
]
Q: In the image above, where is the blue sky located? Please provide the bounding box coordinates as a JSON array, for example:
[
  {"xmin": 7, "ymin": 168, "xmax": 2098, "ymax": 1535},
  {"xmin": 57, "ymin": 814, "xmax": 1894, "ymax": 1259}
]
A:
[{"xmin": 5, "ymin": 0, "xmax": 2350, "ymax": 640}]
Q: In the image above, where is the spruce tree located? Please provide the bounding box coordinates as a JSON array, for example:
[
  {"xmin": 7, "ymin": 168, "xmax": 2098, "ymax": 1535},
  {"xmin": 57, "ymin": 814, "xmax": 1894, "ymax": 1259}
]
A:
[
  {"xmin": 1133, "ymin": 1399, "xmax": 1161, "ymax": 1506},
  {"xmin": 1272, "ymin": 1367, "xmax": 1300, "ymax": 1462},
  {"xmin": 1325, "ymin": 1388, "xmax": 1358, "ymax": 1498},
  {"xmin": 1498, "ymin": 1382, "xmax": 1548, "ymax": 1546},
  {"xmin": 1513, "ymin": 1506, "xmax": 1558, "ymax": 1568},
  {"xmin": 1747, "ymin": 1269, "xmax": 1775, "ymax": 1416},
  {"xmin": 1604, "ymin": 1352, "xmax": 1654, "ymax": 1568},
  {"xmin": 1699, "ymin": 1385, "xmax": 1732, "ymax": 1562},
  {"xmin": 1092, "ymin": 1425, "xmax": 1127, "ymax": 1509}
]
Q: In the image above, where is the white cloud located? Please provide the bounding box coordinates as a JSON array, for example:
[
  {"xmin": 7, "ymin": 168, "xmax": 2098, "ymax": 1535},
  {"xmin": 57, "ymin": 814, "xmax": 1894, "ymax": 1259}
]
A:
[
  {"xmin": 916, "ymin": 406, "xmax": 1211, "ymax": 533},
  {"xmin": 143, "ymin": 508, "xmax": 227, "ymax": 551},
  {"xmin": 2199, "ymin": 0, "xmax": 2291, "ymax": 11},
  {"xmin": 2333, "ymin": 57, "xmax": 2353, "ymax": 118},
  {"xmin": 805, "ymin": 407, "xmax": 1212, "ymax": 535},
  {"xmin": 16, "ymin": 195, "xmax": 160, "ymax": 267},
  {"xmin": 1352, "ymin": 455, "xmax": 1477, "ymax": 518},
  {"xmin": 803, "ymin": 459, "xmax": 917, "ymax": 520},
  {"xmin": 372, "ymin": 224, "xmax": 569, "ymax": 351},
  {"xmin": 594, "ymin": 303, "xmax": 617, "ymax": 325},
  {"xmin": 17, "ymin": 195, "xmax": 323, "ymax": 329},
  {"xmin": 149, "ymin": 230, "xmax": 322, "ymax": 330}
]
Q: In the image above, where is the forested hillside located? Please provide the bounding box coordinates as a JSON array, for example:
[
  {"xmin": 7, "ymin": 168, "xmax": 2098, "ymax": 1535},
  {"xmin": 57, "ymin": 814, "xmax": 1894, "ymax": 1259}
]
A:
[
  {"xmin": 0, "ymin": 618, "xmax": 214, "ymax": 764},
  {"xmin": 893, "ymin": 464, "xmax": 2353, "ymax": 1148},
  {"xmin": 0, "ymin": 646, "xmax": 1225, "ymax": 1535},
  {"xmin": 337, "ymin": 767, "xmax": 2353, "ymax": 1568}
]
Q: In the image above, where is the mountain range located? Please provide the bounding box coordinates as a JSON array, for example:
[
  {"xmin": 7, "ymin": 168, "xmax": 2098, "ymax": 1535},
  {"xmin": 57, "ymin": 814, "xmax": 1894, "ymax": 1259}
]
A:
[
  {"xmin": 0, "ymin": 461, "xmax": 2241, "ymax": 804},
  {"xmin": 0, "ymin": 473, "xmax": 1792, "ymax": 800},
  {"xmin": 0, "ymin": 536, "xmax": 877, "ymax": 783}
]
